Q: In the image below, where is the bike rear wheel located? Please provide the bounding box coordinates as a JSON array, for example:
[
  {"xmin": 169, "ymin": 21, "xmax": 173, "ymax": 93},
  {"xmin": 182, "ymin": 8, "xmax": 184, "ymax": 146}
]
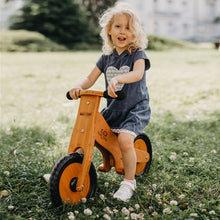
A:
[
  {"xmin": 49, "ymin": 153, "xmax": 97, "ymax": 206},
  {"xmin": 134, "ymin": 133, "xmax": 152, "ymax": 176}
]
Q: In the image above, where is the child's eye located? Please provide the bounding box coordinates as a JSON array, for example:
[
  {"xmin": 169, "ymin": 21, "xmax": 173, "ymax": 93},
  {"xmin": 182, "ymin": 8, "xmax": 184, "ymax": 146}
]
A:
[
  {"xmin": 115, "ymin": 25, "xmax": 120, "ymax": 28},
  {"xmin": 126, "ymin": 27, "xmax": 130, "ymax": 30}
]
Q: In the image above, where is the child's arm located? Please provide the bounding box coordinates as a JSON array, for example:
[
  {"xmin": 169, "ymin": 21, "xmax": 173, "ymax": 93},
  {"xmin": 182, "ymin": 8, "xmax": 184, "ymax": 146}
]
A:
[
  {"xmin": 108, "ymin": 59, "xmax": 145, "ymax": 98},
  {"xmin": 69, "ymin": 66, "xmax": 102, "ymax": 99}
]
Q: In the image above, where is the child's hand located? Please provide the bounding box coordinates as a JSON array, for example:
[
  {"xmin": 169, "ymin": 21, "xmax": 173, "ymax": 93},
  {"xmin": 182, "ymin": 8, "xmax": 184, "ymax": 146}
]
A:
[
  {"xmin": 108, "ymin": 78, "xmax": 118, "ymax": 98},
  {"xmin": 69, "ymin": 87, "xmax": 82, "ymax": 99}
]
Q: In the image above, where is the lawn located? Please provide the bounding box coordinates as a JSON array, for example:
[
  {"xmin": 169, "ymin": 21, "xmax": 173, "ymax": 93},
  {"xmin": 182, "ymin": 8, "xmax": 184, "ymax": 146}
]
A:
[{"xmin": 0, "ymin": 48, "xmax": 219, "ymax": 219}]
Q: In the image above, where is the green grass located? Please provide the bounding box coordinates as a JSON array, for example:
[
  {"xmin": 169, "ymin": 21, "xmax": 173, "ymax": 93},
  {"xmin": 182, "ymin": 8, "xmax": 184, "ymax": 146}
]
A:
[
  {"xmin": 0, "ymin": 30, "xmax": 67, "ymax": 52},
  {"xmin": 0, "ymin": 49, "xmax": 219, "ymax": 219}
]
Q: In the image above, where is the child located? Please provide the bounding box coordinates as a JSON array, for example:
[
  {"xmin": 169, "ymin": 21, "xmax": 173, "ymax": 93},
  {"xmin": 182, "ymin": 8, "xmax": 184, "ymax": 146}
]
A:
[{"xmin": 69, "ymin": 3, "xmax": 151, "ymax": 202}]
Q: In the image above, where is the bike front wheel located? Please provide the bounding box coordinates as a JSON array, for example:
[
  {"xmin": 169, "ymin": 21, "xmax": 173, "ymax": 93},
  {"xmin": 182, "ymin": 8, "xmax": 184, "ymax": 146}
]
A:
[{"xmin": 49, "ymin": 153, "xmax": 97, "ymax": 206}]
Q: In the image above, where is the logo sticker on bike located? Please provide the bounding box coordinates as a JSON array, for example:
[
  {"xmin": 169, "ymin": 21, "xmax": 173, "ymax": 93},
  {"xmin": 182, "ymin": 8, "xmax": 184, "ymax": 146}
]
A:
[{"xmin": 98, "ymin": 129, "xmax": 108, "ymax": 141}]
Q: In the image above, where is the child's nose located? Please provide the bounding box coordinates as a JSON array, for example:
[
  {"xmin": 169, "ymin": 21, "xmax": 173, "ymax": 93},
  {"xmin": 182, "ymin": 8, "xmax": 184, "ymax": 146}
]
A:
[{"xmin": 120, "ymin": 27, "xmax": 126, "ymax": 34}]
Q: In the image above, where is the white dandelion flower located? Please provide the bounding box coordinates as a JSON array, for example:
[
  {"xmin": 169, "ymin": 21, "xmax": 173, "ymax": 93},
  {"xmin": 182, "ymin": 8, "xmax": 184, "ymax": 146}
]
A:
[
  {"xmin": 211, "ymin": 150, "xmax": 217, "ymax": 154},
  {"xmin": 183, "ymin": 152, "xmax": 188, "ymax": 156},
  {"xmin": 209, "ymin": 210, "xmax": 216, "ymax": 215},
  {"xmin": 100, "ymin": 194, "xmax": 105, "ymax": 200},
  {"xmin": 152, "ymin": 211, "xmax": 158, "ymax": 216},
  {"xmin": 155, "ymin": 194, "xmax": 161, "ymax": 200},
  {"xmin": 104, "ymin": 182, "xmax": 109, "ymax": 188},
  {"xmin": 4, "ymin": 171, "xmax": 10, "ymax": 176},
  {"xmin": 178, "ymin": 194, "xmax": 185, "ymax": 200},
  {"xmin": 189, "ymin": 157, "xmax": 194, "ymax": 163},
  {"xmin": 134, "ymin": 204, "xmax": 140, "ymax": 210},
  {"xmin": 138, "ymin": 213, "xmax": 144, "ymax": 219},
  {"xmin": 186, "ymin": 182, "xmax": 192, "ymax": 188},
  {"xmin": 103, "ymin": 214, "xmax": 111, "ymax": 220},
  {"xmin": 190, "ymin": 213, "xmax": 198, "ymax": 217},
  {"xmin": 152, "ymin": 184, "xmax": 157, "ymax": 190},
  {"xmin": 84, "ymin": 208, "xmax": 92, "ymax": 216},
  {"xmin": 169, "ymin": 155, "xmax": 176, "ymax": 160},
  {"xmin": 8, "ymin": 205, "xmax": 14, "ymax": 210},
  {"xmin": 121, "ymin": 207, "xmax": 130, "ymax": 216},
  {"xmin": 130, "ymin": 213, "xmax": 138, "ymax": 220},
  {"xmin": 81, "ymin": 197, "xmax": 87, "ymax": 203},
  {"xmin": 170, "ymin": 200, "xmax": 178, "ymax": 206},
  {"xmin": 163, "ymin": 208, "xmax": 172, "ymax": 214}
]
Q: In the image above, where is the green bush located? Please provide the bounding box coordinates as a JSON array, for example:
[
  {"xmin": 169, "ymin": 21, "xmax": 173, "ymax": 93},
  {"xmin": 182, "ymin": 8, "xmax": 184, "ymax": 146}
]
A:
[
  {"xmin": 147, "ymin": 34, "xmax": 196, "ymax": 51},
  {"xmin": 0, "ymin": 30, "xmax": 68, "ymax": 52}
]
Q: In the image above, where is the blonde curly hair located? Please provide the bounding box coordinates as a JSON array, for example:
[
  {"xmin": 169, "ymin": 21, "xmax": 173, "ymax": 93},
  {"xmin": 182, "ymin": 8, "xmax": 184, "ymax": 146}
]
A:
[{"xmin": 99, "ymin": 2, "xmax": 148, "ymax": 55}]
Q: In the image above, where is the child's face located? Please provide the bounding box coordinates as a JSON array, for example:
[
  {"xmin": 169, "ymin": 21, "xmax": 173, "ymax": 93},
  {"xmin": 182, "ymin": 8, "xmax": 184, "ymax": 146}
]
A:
[{"xmin": 109, "ymin": 13, "xmax": 134, "ymax": 55}]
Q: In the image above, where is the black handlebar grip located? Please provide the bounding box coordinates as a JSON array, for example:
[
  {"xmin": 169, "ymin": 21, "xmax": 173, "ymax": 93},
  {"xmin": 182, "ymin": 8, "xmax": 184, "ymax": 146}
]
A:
[
  {"xmin": 66, "ymin": 91, "xmax": 73, "ymax": 100},
  {"xmin": 103, "ymin": 90, "xmax": 125, "ymax": 100}
]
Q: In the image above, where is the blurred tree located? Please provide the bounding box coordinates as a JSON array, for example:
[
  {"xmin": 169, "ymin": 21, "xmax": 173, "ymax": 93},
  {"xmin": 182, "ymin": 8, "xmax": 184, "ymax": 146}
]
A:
[
  {"xmin": 10, "ymin": 0, "xmax": 118, "ymax": 49},
  {"xmin": 10, "ymin": 0, "xmax": 99, "ymax": 48},
  {"xmin": 81, "ymin": 0, "xmax": 118, "ymax": 24}
]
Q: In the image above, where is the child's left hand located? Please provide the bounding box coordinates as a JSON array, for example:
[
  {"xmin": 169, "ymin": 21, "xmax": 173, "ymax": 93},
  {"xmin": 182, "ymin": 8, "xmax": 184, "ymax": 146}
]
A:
[{"xmin": 108, "ymin": 78, "xmax": 118, "ymax": 98}]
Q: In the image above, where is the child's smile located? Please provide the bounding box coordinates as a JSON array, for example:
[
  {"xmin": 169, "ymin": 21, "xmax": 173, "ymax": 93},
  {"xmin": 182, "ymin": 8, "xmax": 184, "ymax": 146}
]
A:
[{"xmin": 109, "ymin": 13, "xmax": 134, "ymax": 55}]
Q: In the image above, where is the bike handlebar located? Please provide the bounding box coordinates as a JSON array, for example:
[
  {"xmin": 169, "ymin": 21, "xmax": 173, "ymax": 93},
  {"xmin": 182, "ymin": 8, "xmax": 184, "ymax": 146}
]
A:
[{"xmin": 66, "ymin": 90, "xmax": 125, "ymax": 100}]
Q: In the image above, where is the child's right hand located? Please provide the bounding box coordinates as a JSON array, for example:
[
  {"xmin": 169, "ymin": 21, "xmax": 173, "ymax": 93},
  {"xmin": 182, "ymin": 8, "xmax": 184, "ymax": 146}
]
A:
[{"xmin": 69, "ymin": 87, "xmax": 83, "ymax": 99}]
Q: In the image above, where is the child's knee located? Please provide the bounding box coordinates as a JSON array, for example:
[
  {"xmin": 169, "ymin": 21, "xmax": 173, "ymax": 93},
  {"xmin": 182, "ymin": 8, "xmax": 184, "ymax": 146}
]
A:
[{"xmin": 118, "ymin": 133, "xmax": 134, "ymax": 152}]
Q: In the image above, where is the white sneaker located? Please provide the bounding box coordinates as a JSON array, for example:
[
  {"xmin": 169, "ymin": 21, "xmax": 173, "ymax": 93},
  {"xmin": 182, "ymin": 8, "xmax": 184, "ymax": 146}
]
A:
[
  {"xmin": 113, "ymin": 181, "xmax": 136, "ymax": 202},
  {"xmin": 43, "ymin": 174, "xmax": 51, "ymax": 183}
]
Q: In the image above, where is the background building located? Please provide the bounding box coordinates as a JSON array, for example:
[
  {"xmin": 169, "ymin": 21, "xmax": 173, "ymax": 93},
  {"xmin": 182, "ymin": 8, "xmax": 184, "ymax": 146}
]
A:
[{"xmin": 120, "ymin": 0, "xmax": 220, "ymax": 41}]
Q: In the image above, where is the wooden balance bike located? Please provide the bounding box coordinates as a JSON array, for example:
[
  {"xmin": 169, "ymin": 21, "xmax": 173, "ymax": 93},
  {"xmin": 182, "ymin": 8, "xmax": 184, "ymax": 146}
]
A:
[{"xmin": 49, "ymin": 90, "xmax": 152, "ymax": 206}]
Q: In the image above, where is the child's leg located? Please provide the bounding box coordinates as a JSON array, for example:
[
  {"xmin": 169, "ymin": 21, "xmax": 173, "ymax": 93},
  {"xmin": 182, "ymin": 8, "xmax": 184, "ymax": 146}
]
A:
[
  {"xmin": 118, "ymin": 132, "xmax": 136, "ymax": 180},
  {"xmin": 113, "ymin": 132, "xmax": 136, "ymax": 202}
]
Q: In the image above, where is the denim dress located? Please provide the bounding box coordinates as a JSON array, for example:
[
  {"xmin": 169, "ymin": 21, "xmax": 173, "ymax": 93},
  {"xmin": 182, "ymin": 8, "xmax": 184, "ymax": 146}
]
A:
[{"xmin": 96, "ymin": 49, "xmax": 151, "ymax": 136}]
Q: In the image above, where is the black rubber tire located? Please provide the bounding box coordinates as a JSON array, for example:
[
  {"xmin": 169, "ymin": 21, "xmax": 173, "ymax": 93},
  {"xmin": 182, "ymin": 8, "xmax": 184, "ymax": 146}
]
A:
[
  {"xmin": 49, "ymin": 153, "xmax": 97, "ymax": 207},
  {"xmin": 135, "ymin": 133, "xmax": 152, "ymax": 176}
]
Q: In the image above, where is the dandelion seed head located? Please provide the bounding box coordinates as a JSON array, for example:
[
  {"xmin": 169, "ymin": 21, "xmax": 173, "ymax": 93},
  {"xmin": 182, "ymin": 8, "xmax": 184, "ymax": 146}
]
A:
[{"xmin": 104, "ymin": 182, "xmax": 109, "ymax": 187}]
